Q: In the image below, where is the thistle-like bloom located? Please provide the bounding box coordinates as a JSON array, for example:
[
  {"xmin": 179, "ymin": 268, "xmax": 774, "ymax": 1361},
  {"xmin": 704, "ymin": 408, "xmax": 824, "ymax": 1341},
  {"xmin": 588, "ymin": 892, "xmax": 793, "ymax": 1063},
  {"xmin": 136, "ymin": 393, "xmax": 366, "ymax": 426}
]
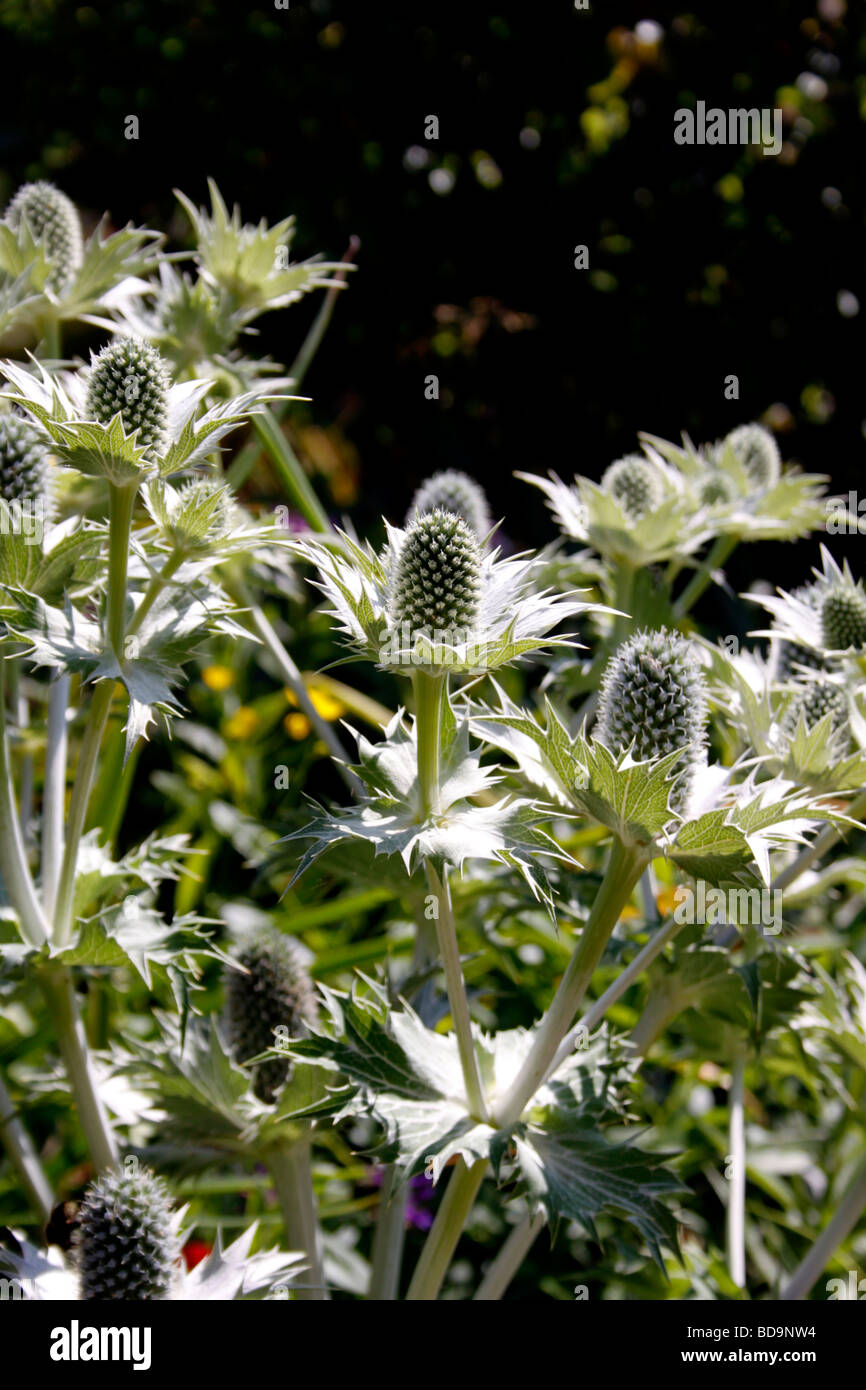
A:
[
  {"xmin": 74, "ymin": 1166, "xmax": 179, "ymax": 1300},
  {"xmin": 697, "ymin": 468, "xmax": 737, "ymax": 507},
  {"xmin": 774, "ymin": 582, "xmax": 832, "ymax": 680},
  {"xmin": 781, "ymin": 679, "xmax": 849, "ymax": 740},
  {"xmin": 85, "ymin": 337, "xmax": 171, "ymax": 456},
  {"xmin": 0, "ymin": 412, "xmax": 50, "ymax": 506},
  {"xmin": 407, "ymin": 469, "xmax": 493, "ymax": 541},
  {"xmin": 601, "ymin": 453, "xmax": 663, "ymax": 520},
  {"xmin": 5, "ymin": 181, "xmax": 83, "ymax": 293},
  {"xmin": 595, "ymin": 628, "xmax": 708, "ymax": 811},
  {"xmin": 724, "ymin": 423, "xmax": 781, "ymax": 491},
  {"xmin": 390, "ymin": 508, "xmax": 482, "ymax": 638},
  {"xmin": 820, "ymin": 580, "xmax": 866, "ymax": 652},
  {"xmin": 226, "ymin": 928, "xmax": 318, "ymax": 1104}
]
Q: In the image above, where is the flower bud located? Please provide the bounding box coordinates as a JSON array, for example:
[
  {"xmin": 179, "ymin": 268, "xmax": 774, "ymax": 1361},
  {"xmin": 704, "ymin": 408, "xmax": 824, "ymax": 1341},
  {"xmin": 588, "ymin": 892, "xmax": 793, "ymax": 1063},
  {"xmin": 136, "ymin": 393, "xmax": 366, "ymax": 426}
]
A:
[
  {"xmin": 724, "ymin": 423, "xmax": 780, "ymax": 490},
  {"xmin": 408, "ymin": 469, "xmax": 492, "ymax": 541},
  {"xmin": 226, "ymin": 928, "xmax": 318, "ymax": 1104},
  {"xmin": 86, "ymin": 338, "xmax": 171, "ymax": 456},
  {"xmin": 601, "ymin": 454, "xmax": 663, "ymax": 520},
  {"xmin": 74, "ymin": 1165, "xmax": 178, "ymax": 1300},
  {"xmin": 5, "ymin": 180, "xmax": 83, "ymax": 293},
  {"xmin": 820, "ymin": 581, "xmax": 866, "ymax": 652},
  {"xmin": 0, "ymin": 413, "xmax": 50, "ymax": 508},
  {"xmin": 390, "ymin": 508, "xmax": 482, "ymax": 637},
  {"xmin": 596, "ymin": 628, "xmax": 708, "ymax": 812},
  {"xmin": 781, "ymin": 680, "xmax": 849, "ymax": 740}
]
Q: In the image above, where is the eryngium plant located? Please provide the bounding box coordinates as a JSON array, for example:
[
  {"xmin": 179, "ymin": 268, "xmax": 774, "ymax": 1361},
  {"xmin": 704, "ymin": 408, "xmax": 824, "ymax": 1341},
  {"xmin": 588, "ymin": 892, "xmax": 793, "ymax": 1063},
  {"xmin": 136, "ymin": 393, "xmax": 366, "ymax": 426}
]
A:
[
  {"xmin": 781, "ymin": 679, "xmax": 849, "ymax": 740},
  {"xmin": 390, "ymin": 507, "xmax": 482, "ymax": 638},
  {"xmin": 74, "ymin": 1166, "xmax": 178, "ymax": 1300},
  {"xmin": 725, "ymin": 422, "xmax": 781, "ymax": 491},
  {"xmin": 596, "ymin": 627, "xmax": 708, "ymax": 811},
  {"xmin": 408, "ymin": 469, "xmax": 493, "ymax": 541},
  {"xmin": 601, "ymin": 453, "xmax": 663, "ymax": 520},
  {"xmin": 820, "ymin": 580, "xmax": 866, "ymax": 653},
  {"xmin": 5, "ymin": 181, "xmax": 83, "ymax": 293},
  {"xmin": 226, "ymin": 929, "xmax": 318, "ymax": 1103},
  {"xmin": 86, "ymin": 336, "xmax": 171, "ymax": 455},
  {"xmin": 775, "ymin": 582, "xmax": 832, "ymax": 680},
  {"xmin": 0, "ymin": 412, "xmax": 50, "ymax": 506}
]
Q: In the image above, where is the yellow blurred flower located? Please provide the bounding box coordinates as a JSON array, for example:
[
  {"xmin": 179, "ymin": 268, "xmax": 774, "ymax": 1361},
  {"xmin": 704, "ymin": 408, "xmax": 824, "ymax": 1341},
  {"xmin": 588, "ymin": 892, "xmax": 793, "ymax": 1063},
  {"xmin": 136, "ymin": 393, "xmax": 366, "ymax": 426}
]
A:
[
  {"xmin": 284, "ymin": 712, "xmax": 312, "ymax": 740},
  {"xmin": 224, "ymin": 707, "xmax": 259, "ymax": 740},
  {"xmin": 203, "ymin": 665, "xmax": 234, "ymax": 692},
  {"xmin": 284, "ymin": 687, "xmax": 345, "ymax": 722},
  {"xmin": 656, "ymin": 886, "xmax": 680, "ymax": 918}
]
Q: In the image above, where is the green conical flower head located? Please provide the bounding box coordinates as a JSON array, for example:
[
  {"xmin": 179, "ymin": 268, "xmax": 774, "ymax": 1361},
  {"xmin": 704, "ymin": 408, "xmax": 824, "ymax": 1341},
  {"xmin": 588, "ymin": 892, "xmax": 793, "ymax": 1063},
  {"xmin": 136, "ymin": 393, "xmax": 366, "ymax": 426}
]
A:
[
  {"xmin": 408, "ymin": 469, "xmax": 493, "ymax": 541},
  {"xmin": 820, "ymin": 581, "xmax": 866, "ymax": 652},
  {"xmin": 775, "ymin": 582, "xmax": 833, "ymax": 680},
  {"xmin": 698, "ymin": 468, "xmax": 736, "ymax": 506},
  {"xmin": 74, "ymin": 1165, "xmax": 178, "ymax": 1300},
  {"xmin": 0, "ymin": 413, "xmax": 50, "ymax": 507},
  {"xmin": 226, "ymin": 928, "xmax": 318, "ymax": 1104},
  {"xmin": 596, "ymin": 628, "xmax": 708, "ymax": 811},
  {"xmin": 86, "ymin": 338, "xmax": 171, "ymax": 455},
  {"xmin": 601, "ymin": 454, "xmax": 663, "ymax": 519},
  {"xmin": 5, "ymin": 181, "xmax": 83, "ymax": 293},
  {"xmin": 781, "ymin": 680, "xmax": 849, "ymax": 739},
  {"xmin": 390, "ymin": 508, "xmax": 482, "ymax": 636},
  {"xmin": 725, "ymin": 423, "xmax": 780, "ymax": 490}
]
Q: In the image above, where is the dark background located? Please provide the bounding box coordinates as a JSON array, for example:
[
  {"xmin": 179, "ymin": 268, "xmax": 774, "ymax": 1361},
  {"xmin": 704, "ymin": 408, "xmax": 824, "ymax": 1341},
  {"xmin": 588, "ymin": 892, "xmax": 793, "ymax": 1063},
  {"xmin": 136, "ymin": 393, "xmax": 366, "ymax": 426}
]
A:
[{"xmin": 1, "ymin": 0, "xmax": 864, "ymax": 598}]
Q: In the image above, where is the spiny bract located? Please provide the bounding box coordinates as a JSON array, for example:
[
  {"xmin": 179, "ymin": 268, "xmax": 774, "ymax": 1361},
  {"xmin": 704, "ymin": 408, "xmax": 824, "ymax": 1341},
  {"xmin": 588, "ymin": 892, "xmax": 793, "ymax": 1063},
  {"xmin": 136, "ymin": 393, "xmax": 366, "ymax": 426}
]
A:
[
  {"xmin": 226, "ymin": 928, "xmax": 318, "ymax": 1104},
  {"xmin": 390, "ymin": 508, "xmax": 482, "ymax": 635},
  {"xmin": 820, "ymin": 581, "xmax": 866, "ymax": 652},
  {"xmin": 775, "ymin": 582, "xmax": 833, "ymax": 680},
  {"xmin": 601, "ymin": 454, "xmax": 663, "ymax": 520},
  {"xmin": 74, "ymin": 1165, "xmax": 178, "ymax": 1301},
  {"xmin": 0, "ymin": 413, "xmax": 51, "ymax": 507},
  {"xmin": 408, "ymin": 469, "xmax": 493, "ymax": 541},
  {"xmin": 725, "ymin": 423, "xmax": 781, "ymax": 490},
  {"xmin": 595, "ymin": 628, "xmax": 708, "ymax": 812},
  {"xmin": 85, "ymin": 337, "xmax": 171, "ymax": 455},
  {"xmin": 781, "ymin": 680, "xmax": 849, "ymax": 739},
  {"xmin": 5, "ymin": 180, "xmax": 83, "ymax": 293}
]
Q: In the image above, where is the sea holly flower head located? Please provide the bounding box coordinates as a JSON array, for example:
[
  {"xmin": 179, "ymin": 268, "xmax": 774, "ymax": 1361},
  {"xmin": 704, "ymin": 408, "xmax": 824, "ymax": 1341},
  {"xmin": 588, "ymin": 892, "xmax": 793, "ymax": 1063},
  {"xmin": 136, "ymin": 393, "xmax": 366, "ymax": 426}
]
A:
[
  {"xmin": 600, "ymin": 452, "xmax": 664, "ymax": 520},
  {"xmin": 0, "ymin": 411, "xmax": 51, "ymax": 509},
  {"xmin": 820, "ymin": 580, "xmax": 866, "ymax": 653},
  {"xmin": 74, "ymin": 1165, "xmax": 179, "ymax": 1300},
  {"xmin": 86, "ymin": 336, "xmax": 171, "ymax": 457},
  {"xmin": 408, "ymin": 469, "xmax": 493, "ymax": 541},
  {"xmin": 723, "ymin": 422, "xmax": 781, "ymax": 491},
  {"xmin": 4, "ymin": 181, "xmax": 83, "ymax": 294},
  {"xmin": 389, "ymin": 507, "xmax": 482, "ymax": 640},
  {"xmin": 780, "ymin": 679, "xmax": 850, "ymax": 743},
  {"xmin": 226, "ymin": 927, "xmax": 318, "ymax": 1104},
  {"xmin": 750, "ymin": 548, "xmax": 866, "ymax": 662}
]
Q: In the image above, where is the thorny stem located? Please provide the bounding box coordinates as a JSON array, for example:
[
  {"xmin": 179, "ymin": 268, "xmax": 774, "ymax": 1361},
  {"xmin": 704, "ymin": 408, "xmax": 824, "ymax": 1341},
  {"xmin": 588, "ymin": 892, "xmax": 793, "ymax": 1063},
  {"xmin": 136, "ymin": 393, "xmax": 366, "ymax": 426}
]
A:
[
  {"xmin": 269, "ymin": 1135, "xmax": 328, "ymax": 1301},
  {"xmin": 779, "ymin": 1154, "xmax": 866, "ymax": 1300},
  {"xmin": 0, "ymin": 1070, "xmax": 53, "ymax": 1222},
  {"xmin": 727, "ymin": 1056, "xmax": 747, "ymax": 1289}
]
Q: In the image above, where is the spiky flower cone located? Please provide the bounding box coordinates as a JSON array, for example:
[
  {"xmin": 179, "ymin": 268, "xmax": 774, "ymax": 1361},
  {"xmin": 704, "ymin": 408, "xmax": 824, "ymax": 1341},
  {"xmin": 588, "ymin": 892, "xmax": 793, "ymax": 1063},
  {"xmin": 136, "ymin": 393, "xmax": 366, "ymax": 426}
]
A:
[
  {"xmin": 408, "ymin": 469, "xmax": 493, "ymax": 541},
  {"xmin": 596, "ymin": 628, "xmax": 708, "ymax": 812},
  {"xmin": 226, "ymin": 929, "xmax": 318, "ymax": 1104},
  {"xmin": 390, "ymin": 508, "xmax": 482, "ymax": 636},
  {"xmin": 820, "ymin": 582, "xmax": 866, "ymax": 652},
  {"xmin": 698, "ymin": 469, "xmax": 736, "ymax": 506},
  {"xmin": 775, "ymin": 583, "xmax": 832, "ymax": 680},
  {"xmin": 0, "ymin": 413, "xmax": 50, "ymax": 507},
  {"xmin": 74, "ymin": 1166, "xmax": 178, "ymax": 1300},
  {"xmin": 86, "ymin": 338, "xmax": 171, "ymax": 455},
  {"xmin": 601, "ymin": 454, "xmax": 662, "ymax": 520},
  {"xmin": 5, "ymin": 180, "xmax": 83, "ymax": 293},
  {"xmin": 781, "ymin": 680, "xmax": 849, "ymax": 739},
  {"xmin": 725, "ymin": 423, "xmax": 780, "ymax": 490}
]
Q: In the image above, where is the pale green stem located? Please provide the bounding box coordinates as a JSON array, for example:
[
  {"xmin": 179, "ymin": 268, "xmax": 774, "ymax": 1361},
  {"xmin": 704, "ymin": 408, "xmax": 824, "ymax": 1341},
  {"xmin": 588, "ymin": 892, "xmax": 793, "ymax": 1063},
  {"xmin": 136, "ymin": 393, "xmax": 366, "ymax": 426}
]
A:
[
  {"xmin": 41, "ymin": 675, "xmax": 69, "ymax": 922},
  {"xmin": 673, "ymin": 534, "xmax": 738, "ymax": 618},
  {"xmin": 629, "ymin": 983, "xmax": 685, "ymax": 1057},
  {"xmin": 269, "ymin": 1136, "xmax": 328, "ymax": 1300},
  {"xmin": 779, "ymin": 1154, "xmax": 866, "ymax": 1300},
  {"xmin": 474, "ymin": 1211, "xmax": 545, "ymax": 1301},
  {"xmin": 9, "ymin": 660, "xmax": 34, "ymax": 848},
  {"xmin": 288, "ymin": 236, "xmax": 359, "ymax": 389},
  {"xmin": 611, "ymin": 562, "xmax": 635, "ymax": 645},
  {"xmin": 0, "ymin": 1070, "xmax": 53, "ymax": 1222},
  {"xmin": 427, "ymin": 861, "xmax": 489, "ymax": 1123},
  {"xmin": 0, "ymin": 667, "xmax": 48, "ymax": 946},
  {"xmin": 253, "ymin": 412, "xmax": 330, "ymax": 534},
  {"xmin": 125, "ymin": 551, "xmax": 183, "ymax": 640},
  {"xmin": 414, "ymin": 672, "xmax": 445, "ymax": 817},
  {"xmin": 727, "ymin": 1056, "xmax": 747, "ymax": 1289},
  {"xmin": 495, "ymin": 838, "xmax": 646, "ymax": 1127},
  {"xmin": 406, "ymin": 1158, "xmax": 487, "ymax": 1301},
  {"xmin": 773, "ymin": 789, "xmax": 866, "ymax": 892},
  {"xmin": 40, "ymin": 969, "xmax": 118, "ymax": 1172},
  {"xmin": 368, "ymin": 1164, "xmax": 409, "ymax": 1301}
]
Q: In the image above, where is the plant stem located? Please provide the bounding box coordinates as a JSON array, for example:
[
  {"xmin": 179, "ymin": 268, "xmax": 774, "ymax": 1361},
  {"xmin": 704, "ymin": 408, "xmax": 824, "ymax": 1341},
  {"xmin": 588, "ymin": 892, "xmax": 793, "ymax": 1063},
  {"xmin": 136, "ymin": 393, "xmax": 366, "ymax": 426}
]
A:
[
  {"xmin": 40, "ymin": 969, "xmax": 118, "ymax": 1171},
  {"xmin": 268, "ymin": 1136, "xmax": 328, "ymax": 1300},
  {"xmin": 405, "ymin": 1158, "xmax": 487, "ymax": 1301},
  {"xmin": 42, "ymin": 675, "xmax": 69, "ymax": 921},
  {"xmin": 105, "ymin": 482, "xmax": 137, "ymax": 657},
  {"xmin": 288, "ymin": 236, "xmax": 360, "ymax": 389},
  {"xmin": 125, "ymin": 551, "xmax": 183, "ymax": 640},
  {"xmin": 8, "ymin": 659, "xmax": 34, "ymax": 848},
  {"xmin": 414, "ymin": 672, "xmax": 445, "ymax": 817},
  {"xmin": 474, "ymin": 1211, "xmax": 545, "ymax": 1300},
  {"xmin": 673, "ymin": 534, "xmax": 738, "ymax": 618},
  {"xmin": 253, "ymin": 412, "xmax": 330, "ymax": 534},
  {"xmin": 0, "ymin": 665, "xmax": 48, "ymax": 947},
  {"xmin": 779, "ymin": 1154, "xmax": 866, "ymax": 1300},
  {"xmin": 495, "ymin": 837, "xmax": 646, "ymax": 1126},
  {"xmin": 426, "ymin": 861, "xmax": 489, "ymax": 1122},
  {"xmin": 727, "ymin": 1056, "xmax": 747, "ymax": 1289},
  {"xmin": 0, "ymin": 1070, "xmax": 53, "ymax": 1222},
  {"xmin": 772, "ymin": 789, "xmax": 866, "ymax": 892},
  {"xmin": 629, "ymin": 983, "xmax": 683, "ymax": 1057},
  {"xmin": 368, "ymin": 1164, "xmax": 409, "ymax": 1300}
]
